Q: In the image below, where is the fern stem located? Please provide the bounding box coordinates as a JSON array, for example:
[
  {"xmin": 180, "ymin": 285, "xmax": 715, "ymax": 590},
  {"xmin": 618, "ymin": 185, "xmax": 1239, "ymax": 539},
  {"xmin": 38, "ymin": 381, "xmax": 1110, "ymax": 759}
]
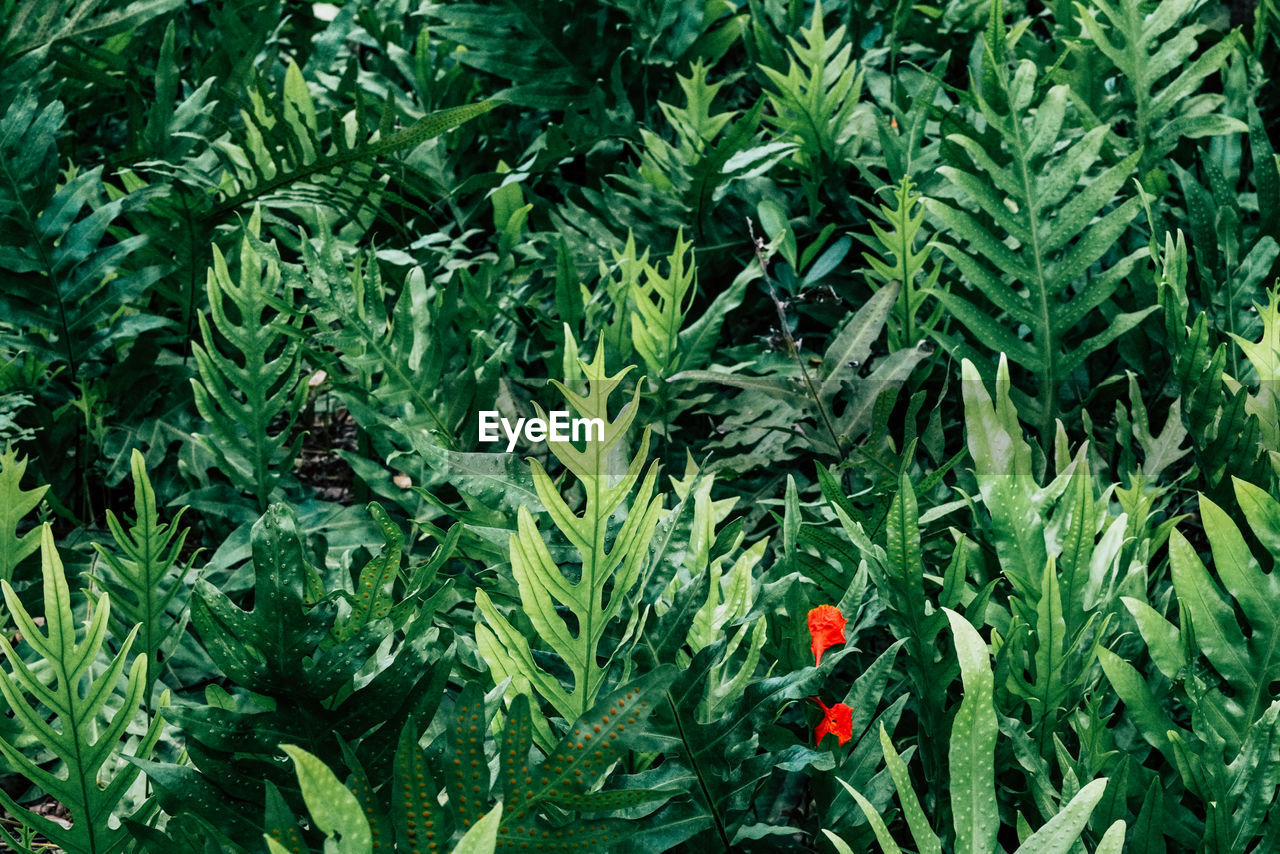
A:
[
  {"xmin": 748, "ymin": 219, "xmax": 846, "ymax": 457},
  {"xmin": 642, "ymin": 623, "xmax": 734, "ymax": 853},
  {"xmin": 61, "ymin": 632, "xmax": 98, "ymax": 853}
]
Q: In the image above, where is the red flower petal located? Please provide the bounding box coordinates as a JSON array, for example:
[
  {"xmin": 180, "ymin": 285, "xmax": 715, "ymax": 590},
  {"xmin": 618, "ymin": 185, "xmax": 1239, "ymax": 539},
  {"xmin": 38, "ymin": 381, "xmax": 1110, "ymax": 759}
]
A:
[
  {"xmin": 808, "ymin": 604, "xmax": 847, "ymax": 665},
  {"xmin": 813, "ymin": 698, "xmax": 853, "ymax": 746}
]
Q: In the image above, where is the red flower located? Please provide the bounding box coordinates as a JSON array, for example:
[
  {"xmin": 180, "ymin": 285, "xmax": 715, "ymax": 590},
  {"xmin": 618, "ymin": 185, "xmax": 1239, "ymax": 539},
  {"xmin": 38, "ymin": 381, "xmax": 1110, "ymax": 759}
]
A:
[
  {"xmin": 808, "ymin": 604, "xmax": 847, "ymax": 665},
  {"xmin": 813, "ymin": 698, "xmax": 853, "ymax": 746}
]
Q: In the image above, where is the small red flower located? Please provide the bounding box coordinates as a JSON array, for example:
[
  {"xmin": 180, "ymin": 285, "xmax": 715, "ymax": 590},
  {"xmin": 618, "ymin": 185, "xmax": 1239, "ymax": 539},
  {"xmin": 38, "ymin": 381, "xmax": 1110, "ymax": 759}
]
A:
[
  {"xmin": 813, "ymin": 698, "xmax": 853, "ymax": 746},
  {"xmin": 808, "ymin": 604, "xmax": 847, "ymax": 665}
]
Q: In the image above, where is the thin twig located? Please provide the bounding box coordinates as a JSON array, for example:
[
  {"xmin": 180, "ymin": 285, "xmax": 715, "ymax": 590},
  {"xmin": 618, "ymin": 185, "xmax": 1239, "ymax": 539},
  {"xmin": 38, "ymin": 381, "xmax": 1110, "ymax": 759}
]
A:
[{"xmin": 746, "ymin": 218, "xmax": 846, "ymax": 457}]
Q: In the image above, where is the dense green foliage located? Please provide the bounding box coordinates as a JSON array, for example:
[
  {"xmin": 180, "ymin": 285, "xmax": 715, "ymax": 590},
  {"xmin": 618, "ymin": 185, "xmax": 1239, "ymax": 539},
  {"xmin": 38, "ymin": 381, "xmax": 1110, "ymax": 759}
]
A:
[{"xmin": 1, "ymin": 0, "xmax": 1279, "ymax": 851}]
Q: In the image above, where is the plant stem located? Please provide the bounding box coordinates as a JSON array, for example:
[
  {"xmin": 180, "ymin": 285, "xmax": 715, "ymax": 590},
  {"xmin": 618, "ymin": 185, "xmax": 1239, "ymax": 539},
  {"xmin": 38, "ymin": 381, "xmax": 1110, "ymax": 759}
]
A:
[{"xmin": 747, "ymin": 218, "xmax": 846, "ymax": 458}]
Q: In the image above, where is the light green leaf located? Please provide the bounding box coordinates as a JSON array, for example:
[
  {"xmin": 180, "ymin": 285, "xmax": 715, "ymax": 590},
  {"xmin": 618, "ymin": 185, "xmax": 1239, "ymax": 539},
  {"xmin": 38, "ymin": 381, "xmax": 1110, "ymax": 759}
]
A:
[
  {"xmin": 450, "ymin": 802, "xmax": 503, "ymax": 854},
  {"xmin": 944, "ymin": 608, "xmax": 998, "ymax": 854},
  {"xmin": 1011, "ymin": 778, "xmax": 1107, "ymax": 854},
  {"xmin": 280, "ymin": 744, "xmax": 372, "ymax": 853},
  {"xmin": 0, "ymin": 445, "xmax": 47, "ymax": 580}
]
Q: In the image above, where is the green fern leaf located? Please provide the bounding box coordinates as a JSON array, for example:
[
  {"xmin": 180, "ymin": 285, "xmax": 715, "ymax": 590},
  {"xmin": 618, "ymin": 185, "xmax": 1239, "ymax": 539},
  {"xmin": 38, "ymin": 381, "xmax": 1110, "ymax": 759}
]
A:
[
  {"xmin": 630, "ymin": 229, "xmax": 697, "ymax": 383},
  {"xmin": 1223, "ymin": 285, "xmax": 1280, "ymax": 452},
  {"xmin": 272, "ymin": 670, "xmax": 679, "ymax": 853},
  {"xmin": 1158, "ymin": 231, "xmax": 1269, "ymax": 488},
  {"xmin": 759, "ymin": 0, "xmax": 868, "ymax": 172},
  {"xmin": 848, "ymin": 613, "xmax": 1119, "ymax": 854},
  {"xmin": 1100, "ymin": 478, "xmax": 1280, "ymax": 849},
  {"xmin": 1073, "ymin": 0, "xmax": 1245, "ymax": 168},
  {"xmin": 190, "ymin": 208, "xmax": 307, "ymax": 512},
  {"xmin": 90, "ymin": 448, "xmax": 194, "ymax": 711},
  {"xmin": 0, "ymin": 444, "xmax": 47, "ymax": 580},
  {"xmin": 655, "ymin": 460, "xmax": 768, "ymax": 720},
  {"xmin": 1171, "ymin": 481, "xmax": 1280, "ymax": 746},
  {"xmin": 392, "ymin": 720, "xmax": 453, "ymax": 851},
  {"xmin": 0, "ymin": 526, "xmax": 165, "ymax": 854},
  {"xmin": 273, "ymin": 745, "xmax": 372, "ymax": 854},
  {"xmin": 476, "ymin": 336, "xmax": 664, "ymax": 734},
  {"xmin": 0, "ymin": 0, "xmax": 181, "ymax": 62},
  {"xmin": 493, "ymin": 669, "xmax": 679, "ymax": 848},
  {"xmin": 205, "ymin": 60, "xmax": 498, "ymax": 219},
  {"xmin": 674, "ymin": 281, "xmax": 928, "ymax": 464},
  {"xmin": 150, "ymin": 502, "xmax": 452, "ymax": 847},
  {"xmin": 0, "ymin": 89, "xmax": 170, "ymax": 383},
  {"xmin": 862, "ymin": 176, "xmax": 942, "ymax": 350},
  {"xmin": 930, "ymin": 57, "xmax": 1155, "ymax": 436}
]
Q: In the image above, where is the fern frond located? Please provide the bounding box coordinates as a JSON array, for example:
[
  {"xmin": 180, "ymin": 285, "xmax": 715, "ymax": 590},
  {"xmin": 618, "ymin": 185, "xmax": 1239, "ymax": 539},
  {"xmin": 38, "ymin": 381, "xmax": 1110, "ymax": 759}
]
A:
[
  {"xmin": 674, "ymin": 282, "xmax": 929, "ymax": 467},
  {"xmin": 0, "ymin": 0, "xmax": 180, "ymax": 63},
  {"xmin": 929, "ymin": 58, "xmax": 1155, "ymax": 437},
  {"xmin": 1073, "ymin": 0, "xmax": 1245, "ymax": 169},
  {"xmin": 613, "ymin": 62, "xmax": 780, "ymax": 242},
  {"xmin": 846, "ymin": 614, "xmax": 1124, "ymax": 854},
  {"xmin": 1171, "ymin": 140, "xmax": 1279, "ymax": 364},
  {"xmin": 149, "ymin": 502, "xmax": 453, "ymax": 845},
  {"xmin": 1224, "ymin": 285, "xmax": 1280, "ymax": 452},
  {"xmin": 190, "ymin": 208, "xmax": 307, "ymax": 512},
  {"xmin": 201, "ymin": 60, "xmax": 497, "ymax": 220},
  {"xmin": 475, "ymin": 336, "xmax": 663, "ymax": 737},
  {"xmin": 295, "ymin": 231, "xmax": 490, "ymax": 449},
  {"xmin": 1158, "ymin": 231, "xmax": 1269, "ymax": 488},
  {"xmin": 270, "ymin": 745, "xmax": 372, "ymax": 854},
  {"xmin": 0, "ymin": 445, "xmax": 48, "ymax": 581},
  {"xmin": 0, "ymin": 88, "xmax": 170, "ymax": 383},
  {"xmin": 862, "ymin": 176, "xmax": 941, "ymax": 350},
  {"xmin": 0, "ymin": 526, "xmax": 164, "ymax": 854},
  {"xmin": 661, "ymin": 460, "xmax": 768, "ymax": 721},
  {"xmin": 759, "ymin": 0, "xmax": 868, "ymax": 172},
  {"xmin": 629, "ymin": 229, "xmax": 697, "ymax": 383},
  {"xmin": 429, "ymin": 0, "xmax": 599, "ymax": 110},
  {"xmin": 90, "ymin": 448, "xmax": 194, "ymax": 711},
  {"xmin": 288, "ymin": 227, "xmax": 516, "ymax": 524},
  {"xmin": 273, "ymin": 670, "xmax": 680, "ymax": 852}
]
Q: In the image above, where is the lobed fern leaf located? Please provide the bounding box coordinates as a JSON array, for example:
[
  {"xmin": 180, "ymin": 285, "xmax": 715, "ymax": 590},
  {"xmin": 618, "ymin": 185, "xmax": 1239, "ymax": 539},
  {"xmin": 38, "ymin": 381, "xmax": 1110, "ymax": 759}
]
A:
[
  {"xmin": 476, "ymin": 337, "xmax": 663, "ymax": 737},
  {"xmin": 0, "ymin": 88, "xmax": 170, "ymax": 384},
  {"xmin": 264, "ymin": 670, "xmax": 680, "ymax": 853},
  {"xmin": 190, "ymin": 208, "xmax": 307, "ymax": 512},
  {"xmin": 1099, "ymin": 478, "xmax": 1280, "ymax": 849},
  {"xmin": 205, "ymin": 60, "xmax": 498, "ymax": 220},
  {"xmin": 294, "ymin": 231, "xmax": 475, "ymax": 446},
  {"xmin": 643, "ymin": 62, "xmax": 780, "ymax": 240},
  {"xmin": 0, "ymin": 445, "xmax": 48, "ymax": 580},
  {"xmin": 846, "ymin": 611, "xmax": 1126, "ymax": 854},
  {"xmin": 1223, "ymin": 285, "xmax": 1280, "ymax": 454},
  {"xmin": 1073, "ymin": 0, "xmax": 1246, "ymax": 170},
  {"xmin": 269, "ymin": 745, "xmax": 372, "ymax": 854},
  {"xmin": 145, "ymin": 501, "xmax": 454, "ymax": 847},
  {"xmin": 861, "ymin": 176, "xmax": 941, "ymax": 350},
  {"xmin": 759, "ymin": 0, "xmax": 868, "ymax": 175},
  {"xmin": 1158, "ymin": 231, "xmax": 1270, "ymax": 489},
  {"xmin": 929, "ymin": 55, "xmax": 1155, "ymax": 438},
  {"xmin": 0, "ymin": 0, "xmax": 181, "ymax": 63},
  {"xmin": 674, "ymin": 281, "xmax": 929, "ymax": 466},
  {"xmin": 0, "ymin": 526, "xmax": 165, "ymax": 854},
  {"xmin": 655, "ymin": 460, "xmax": 768, "ymax": 720},
  {"xmin": 629, "ymin": 229, "xmax": 698, "ymax": 384},
  {"xmin": 429, "ymin": 0, "xmax": 603, "ymax": 111},
  {"xmin": 90, "ymin": 448, "xmax": 194, "ymax": 711}
]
